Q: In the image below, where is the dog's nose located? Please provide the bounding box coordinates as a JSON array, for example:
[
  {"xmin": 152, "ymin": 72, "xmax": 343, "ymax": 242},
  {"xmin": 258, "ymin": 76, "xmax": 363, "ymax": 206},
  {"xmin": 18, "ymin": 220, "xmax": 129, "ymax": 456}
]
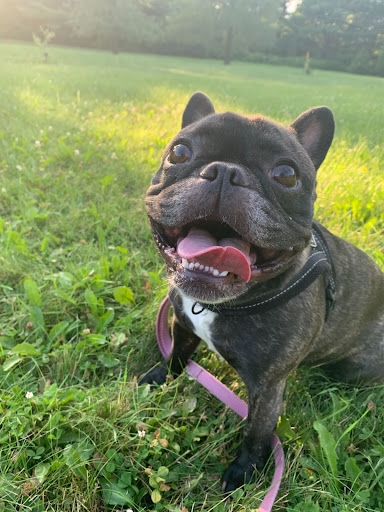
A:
[{"xmin": 200, "ymin": 162, "xmax": 250, "ymax": 187}]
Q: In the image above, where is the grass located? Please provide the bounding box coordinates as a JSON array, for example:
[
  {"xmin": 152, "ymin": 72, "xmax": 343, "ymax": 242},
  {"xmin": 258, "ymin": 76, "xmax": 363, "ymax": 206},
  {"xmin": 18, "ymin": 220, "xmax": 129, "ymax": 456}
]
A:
[{"xmin": 0, "ymin": 41, "xmax": 383, "ymax": 512}]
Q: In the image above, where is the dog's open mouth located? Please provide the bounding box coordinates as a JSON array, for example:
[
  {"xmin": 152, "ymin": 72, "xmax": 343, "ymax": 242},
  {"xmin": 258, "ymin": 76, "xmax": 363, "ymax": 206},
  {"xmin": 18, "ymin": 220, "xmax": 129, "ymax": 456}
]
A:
[{"xmin": 150, "ymin": 217, "xmax": 299, "ymax": 283}]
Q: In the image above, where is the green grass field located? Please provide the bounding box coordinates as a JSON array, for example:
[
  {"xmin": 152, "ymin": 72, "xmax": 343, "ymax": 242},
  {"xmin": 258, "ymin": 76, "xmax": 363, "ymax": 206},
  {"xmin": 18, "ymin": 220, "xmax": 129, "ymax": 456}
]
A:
[{"xmin": 0, "ymin": 41, "xmax": 383, "ymax": 512}]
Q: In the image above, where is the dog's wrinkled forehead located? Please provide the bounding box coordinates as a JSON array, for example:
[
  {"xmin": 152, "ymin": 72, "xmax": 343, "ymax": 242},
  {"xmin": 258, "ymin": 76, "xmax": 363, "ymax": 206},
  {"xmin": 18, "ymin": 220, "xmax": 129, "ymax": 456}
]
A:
[
  {"xmin": 169, "ymin": 111, "xmax": 311, "ymax": 170},
  {"xmin": 190, "ymin": 112, "xmax": 295, "ymax": 145}
]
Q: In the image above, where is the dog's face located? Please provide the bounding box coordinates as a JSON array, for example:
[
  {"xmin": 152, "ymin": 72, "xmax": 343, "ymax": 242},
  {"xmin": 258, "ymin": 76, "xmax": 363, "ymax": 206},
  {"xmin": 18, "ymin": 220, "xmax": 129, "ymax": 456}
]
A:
[{"xmin": 146, "ymin": 93, "xmax": 334, "ymax": 303}]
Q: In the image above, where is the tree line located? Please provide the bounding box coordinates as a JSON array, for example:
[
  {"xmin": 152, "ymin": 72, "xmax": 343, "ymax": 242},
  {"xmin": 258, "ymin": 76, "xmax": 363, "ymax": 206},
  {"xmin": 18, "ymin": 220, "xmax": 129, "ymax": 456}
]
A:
[{"xmin": 1, "ymin": 0, "xmax": 384, "ymax": 76}]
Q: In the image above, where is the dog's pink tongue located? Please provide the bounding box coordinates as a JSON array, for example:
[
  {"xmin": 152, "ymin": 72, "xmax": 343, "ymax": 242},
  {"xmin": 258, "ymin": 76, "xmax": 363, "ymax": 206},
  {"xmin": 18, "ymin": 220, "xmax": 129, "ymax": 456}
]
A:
[{"xmin": 178, "ymin": 227, "xmax": 251, "ymax": 282}]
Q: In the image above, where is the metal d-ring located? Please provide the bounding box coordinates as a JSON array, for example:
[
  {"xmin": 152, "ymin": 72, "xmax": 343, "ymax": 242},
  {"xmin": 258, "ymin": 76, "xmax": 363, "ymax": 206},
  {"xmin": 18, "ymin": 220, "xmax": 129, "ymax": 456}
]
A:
[{"xmin": 191, "ymin": 302, "xmax": 206, "ymax": 315}]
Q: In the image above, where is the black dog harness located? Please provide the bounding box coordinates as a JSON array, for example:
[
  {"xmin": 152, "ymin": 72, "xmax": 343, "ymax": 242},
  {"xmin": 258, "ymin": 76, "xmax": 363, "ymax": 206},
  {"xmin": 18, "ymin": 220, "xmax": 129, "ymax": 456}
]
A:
[{"xmin": 192, "ymin": 222, "xmax": 336, "ymax": 320}]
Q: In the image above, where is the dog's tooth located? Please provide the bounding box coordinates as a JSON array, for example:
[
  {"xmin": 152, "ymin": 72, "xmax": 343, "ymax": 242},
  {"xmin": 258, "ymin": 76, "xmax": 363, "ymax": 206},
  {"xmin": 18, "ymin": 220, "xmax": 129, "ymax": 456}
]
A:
[
  {"xmin": 213, "ymin": 269, "xmax": 219, "ymax": 276},
  {"xmin": 209, "ymin": 266, "xmax": 214, "ymax": 273},
  {"xmin": 199, "ymin": 264, "xmax": 205, "ymax": 270},
  {"xmin": 182, "ymin": 258, "xmax": 188, "ymax": 268},
  {"xmin": 194, "ymin": 262, "xmax": 200, "ymax": 269},
  {"xmin": 188, "ymin": 262, "xmax": 195, "ymax": 270},
  {"xmin": 219, "ymin": 271, "xmax": 228, "ymax": 276},
  {"xmin": 204, "ymin": 266, "xmax": 209, "ymax": 272}
]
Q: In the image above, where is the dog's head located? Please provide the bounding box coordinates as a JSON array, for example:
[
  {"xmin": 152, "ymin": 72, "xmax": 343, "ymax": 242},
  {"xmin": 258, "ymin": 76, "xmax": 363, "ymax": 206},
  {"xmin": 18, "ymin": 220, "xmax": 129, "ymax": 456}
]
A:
[{"xmin": 146, "ymin": 92, "xmax": 334, "ymax": 303}]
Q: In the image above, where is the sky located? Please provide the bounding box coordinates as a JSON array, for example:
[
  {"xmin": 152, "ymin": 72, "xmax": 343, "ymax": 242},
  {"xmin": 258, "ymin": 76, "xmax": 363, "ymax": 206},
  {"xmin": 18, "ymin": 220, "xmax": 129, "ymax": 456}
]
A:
[{"xmin": 286, "ymin": 0, "xmax": 302, "ymax": 14}]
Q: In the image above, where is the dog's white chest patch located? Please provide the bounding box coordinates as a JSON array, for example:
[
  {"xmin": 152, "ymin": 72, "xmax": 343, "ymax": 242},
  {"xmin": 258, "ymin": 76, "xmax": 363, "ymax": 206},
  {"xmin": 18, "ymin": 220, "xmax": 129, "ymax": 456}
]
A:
[{"xmin": 180, "ymin": 293, "xmax": 221, "ymax": 357}]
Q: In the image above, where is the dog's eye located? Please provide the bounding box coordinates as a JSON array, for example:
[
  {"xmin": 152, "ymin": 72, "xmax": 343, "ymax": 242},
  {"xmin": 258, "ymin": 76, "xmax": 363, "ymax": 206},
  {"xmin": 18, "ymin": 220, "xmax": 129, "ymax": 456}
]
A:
[
  {"xmin": 169, "ymin": 144, "xmax": 192, "ymax": 164},
  {"xmin": 271, "ymin": 165, "xmax": 297, "ymax": 188}
]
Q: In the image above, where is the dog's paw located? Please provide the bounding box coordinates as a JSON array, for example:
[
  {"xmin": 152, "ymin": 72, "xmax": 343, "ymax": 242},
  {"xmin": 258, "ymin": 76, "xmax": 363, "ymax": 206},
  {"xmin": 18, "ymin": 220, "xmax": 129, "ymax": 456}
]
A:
[
  {"xmin": 139, "ymin": 366, "xmax": 168, "ymax": 386},
  {"xmin": 222, "ymin": 453, "xmax": 259, "ymax": 493}
]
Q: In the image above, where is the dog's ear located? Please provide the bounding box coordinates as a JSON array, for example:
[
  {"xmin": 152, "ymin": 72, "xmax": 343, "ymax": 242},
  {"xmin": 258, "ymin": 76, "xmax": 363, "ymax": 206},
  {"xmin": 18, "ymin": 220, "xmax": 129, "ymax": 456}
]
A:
[
  {"xmin": 291, "ymin": 107, "xmax": 335, "ymax": 170},
  {"xmin": 182, "ymin": 92, "xmax": 215, "ymax": 128}
]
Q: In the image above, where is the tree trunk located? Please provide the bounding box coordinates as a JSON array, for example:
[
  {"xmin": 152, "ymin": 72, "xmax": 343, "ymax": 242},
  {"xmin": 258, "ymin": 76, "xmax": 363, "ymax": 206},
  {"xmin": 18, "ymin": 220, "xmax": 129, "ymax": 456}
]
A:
[{"xmin": 224, "ymin": 25, "xmax": 233, "ymax": 65}]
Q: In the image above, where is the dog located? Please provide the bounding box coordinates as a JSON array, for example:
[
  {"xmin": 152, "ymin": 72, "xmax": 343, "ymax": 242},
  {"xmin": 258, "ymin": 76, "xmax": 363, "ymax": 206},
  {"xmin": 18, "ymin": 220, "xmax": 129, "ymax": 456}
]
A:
[{"xmin": 141, "ymin": 92, "xmax": 384, "ymax": 492}]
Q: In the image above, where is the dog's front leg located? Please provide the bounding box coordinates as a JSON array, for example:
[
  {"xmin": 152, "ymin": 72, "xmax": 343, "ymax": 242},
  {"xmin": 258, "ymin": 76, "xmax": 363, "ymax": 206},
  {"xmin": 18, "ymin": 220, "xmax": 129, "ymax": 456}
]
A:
[
  {"xmin": 139, "ymin": 314, "xmax": 201, "ymax": 385},
  {"xmin": 222, "ymin": 378, "xmax": 286, "ymax": 492}
]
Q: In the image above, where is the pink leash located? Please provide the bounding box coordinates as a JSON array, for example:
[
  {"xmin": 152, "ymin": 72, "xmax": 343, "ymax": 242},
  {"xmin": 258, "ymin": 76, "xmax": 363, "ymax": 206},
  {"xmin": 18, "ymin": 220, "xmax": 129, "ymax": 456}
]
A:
[{"xmin": 156, "ymin": 296, "xmax": 284, "ymax": 512}]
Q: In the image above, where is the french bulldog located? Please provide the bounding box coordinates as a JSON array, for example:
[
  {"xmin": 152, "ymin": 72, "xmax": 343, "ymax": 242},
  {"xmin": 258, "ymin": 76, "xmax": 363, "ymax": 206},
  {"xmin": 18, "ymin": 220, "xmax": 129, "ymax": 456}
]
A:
[{"xmin": 141, "ymin": 92, "xmax": 384, "ymax": 492}]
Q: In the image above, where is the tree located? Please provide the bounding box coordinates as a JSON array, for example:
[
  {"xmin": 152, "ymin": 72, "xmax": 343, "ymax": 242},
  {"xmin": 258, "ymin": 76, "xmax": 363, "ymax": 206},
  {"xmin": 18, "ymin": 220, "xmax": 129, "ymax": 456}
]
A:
[
  {"xmin": 277, "ymin": 0, "xmax": 384, "ymax": 75},
  {"xmin": 136, "ymin": 0, "xmax": 173, "ymax": 21},
  {"xmin": 70, "ymin": 0, "xmax": 173, "ymax": 53},
  {"xmin": 212, "ymin": 0, "xmax": 281, "ymax": 64},
  {"xmin": 33, "ymin": 25, "xmax": 55, "ymax": 62},
  {"xmin": 0, "ymin": 0, "xmax": 72, "ymax": 45},
  {"xmin": 155, "ymin": 0, "xmax": 281, "ymax": 63}
]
